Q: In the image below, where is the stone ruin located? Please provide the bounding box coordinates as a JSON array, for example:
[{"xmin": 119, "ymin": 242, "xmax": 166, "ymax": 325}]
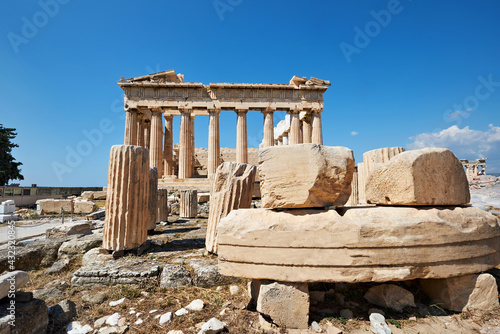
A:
[
  {"xmin": 0, "ymin": 200, "xmax": 18, "ymax": 223},
  {"xmin": 211, "ymin": 144, "xmax": 500, "ymax": 330}
]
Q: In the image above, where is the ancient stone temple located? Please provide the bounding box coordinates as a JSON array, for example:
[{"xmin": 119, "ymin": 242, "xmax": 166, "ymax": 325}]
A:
[{"xmin": 118, "ymin": 70, "xmax": 330, "ymax": 180}]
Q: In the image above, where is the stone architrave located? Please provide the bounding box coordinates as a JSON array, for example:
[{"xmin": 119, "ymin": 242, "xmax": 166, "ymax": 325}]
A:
[
  {"xmin": 148, "ymin": 167, "xmax": 158, "ymax": 231},
  {"xmin": 256, "ymin": 280, "xmax": 309, "ymax": 329},
  {"xmin": 157, "ymin": 188, "xmax": 169, "ymax": 223},
  {"xmin": 205, "ymin": 162, "xmax": 257, "ymax": 254},
  {"xmin": 259, "ymin": 144, "xmax": 354, "ymax": 209},
  {"xmin": 180, "ymin": 190, "xmax": 197, "ymax": 218},
  {"xmin": 217, "ymin": 206, "xmax": 500, "ymax": 283},
  {"xmin": 103, "ymin": 145, "xmax": 150, "ymax": 251},
  {"xmin": 366, "ymin": 148, "xmax": 470, "ymax": 205}
]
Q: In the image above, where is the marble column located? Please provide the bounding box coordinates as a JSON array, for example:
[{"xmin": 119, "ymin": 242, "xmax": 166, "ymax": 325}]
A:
[
  {"xmin": 163, "ymin": 115, "xmax": 174, "ymax": 176},
  {"xmin": 262, "ymin": 108, "xmax": 274, "ymax": 147},
  {"xmin": 144, "ymin": 121, "xmax": 151, "ymax": 150},
  {"xmin": 208, "ymin": 110, "xmax": 220, "ymax": 178},
  {"xmin": 190, "ymin": 115, "xmax": 196, "ymax": 176},
  {"xmin": 124, "ymin": 110, "xmax": 138, "ymax": 145},
  {"xmin": 311, "ymin": 110, "xmax": 323, "ymax": 145},
  {"xmin": 302, "ymin": 117, "xmax": 312, "ymax": 144},
  {"xmin": 137, "ymin": 117, "xmax": 145, "ymax": 147},
  {"xmin": 150, "ymin": 110, "xmax": 163, "ymax": 178},
  {"xmin": 282, "ymin": 133, "xmax": 289, "ymax": 145},
  {"xmin": 289, "ymin": 111, "xmax": 301, "ymax": 145},
  {"xmin": 178, "ymin": 112, "xmax": 191, "ymax": 179},
  {"xmin": 236, "ymin": 110, "xmax": 248, "ymax": 163}
]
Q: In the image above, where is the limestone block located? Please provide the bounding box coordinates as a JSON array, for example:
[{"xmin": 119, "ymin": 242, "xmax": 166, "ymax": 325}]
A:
[
  {"xmin": 73, "ymin": 199, "xmax": 97, "ymax": 214},
  {"xmin": 217, "ymin": 206, "xmax": 500, "ymax": 282},
  {"xmin": 0, "ymin": 271, "xmax": 30, "ymax": 300},
  {"xmin": 364, "ymin": 284, "xmax": 416, "ymax": 311},
  {"xmin": 103, "ymin": 145, "xmax": 150, "ymax": 251},
  {"xmin": 80, "ymin": 191, "xmax": 94, "ymax": 200},
  {"xmin": 0, "ymin": 201, "xmax": 15, "ymax": 214},
  {"xmin": 148, "ymin": 167, "xmax": 158, "ymax": 230},
  {"xmin": 157, "ymin": 188, "xmax": 169, "ymax": 223},
  {"xmin": 93, "ymin": 191, "xmax": 107, "ymax": 200},
  {"xmin": 256, "ymin": 281, "xmax": 309, "ymax": 329},
  {"xmin": 180, "ymin": 190, "xmax": 197, "ymax": 218},
  {"xmin": 46, "ymin": 221, "xmax": 92, "ymax": 238},
  {"xmin": 37, "ymin": 199, "xmax": 73, "ymax": 214},
  {"xmin": 366, "ymin": 148, "xmax": 470, "ymax": 205},
  {"xmin": 205, "ymin": 162, "xmax": 257, "ymax": 254},
  {"xmin": 259, "ymin": 144, "xmax": 354, "ymax": 208},
  {"xmin": 420, "ymin": 273, "xmax": 499, "ymax": 312},
  {"xmin": 362, "ymin": 147, "xmax": 405, "ymax": 179}
]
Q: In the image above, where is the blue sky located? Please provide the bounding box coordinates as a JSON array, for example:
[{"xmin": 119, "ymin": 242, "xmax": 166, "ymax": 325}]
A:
[{"xmin": 1, "ymin": 0, "xmax": 500, "ymax": 186}]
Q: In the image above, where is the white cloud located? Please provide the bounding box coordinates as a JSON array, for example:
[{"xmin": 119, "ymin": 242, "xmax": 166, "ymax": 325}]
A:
[
  {"xmin": 407, "ymin": 125, "xmax": 500, "ymax": 172},
  {"xmin": 351, "ymin": 131, "xmax": 358, "ymax": 136}
]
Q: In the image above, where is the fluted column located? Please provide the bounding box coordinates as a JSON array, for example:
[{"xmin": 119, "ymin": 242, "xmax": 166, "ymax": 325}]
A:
[
  {"xmin": 180, "ymin": 190, "xmax": 197, "ymax": 218},
  {"xmin": 236, "ymin": 110, "xmax": 248, "ymax": 163},
  {"xmin": 163, "ymin": 115, "xmax": 174, "ymax": 176},
  {"xmin": 124, "ymin": 110, "xmax": 138, "ymax": 145},
  {"xmin": 190, "ymin": 115, "xmax": 196, "ymax": 176},
  {"xmin": 289, "ymin": 111, "xmax": 301, "ymax": 145},
  {"xmin": 179, "ymin": 111, "xmax": 191, "ymax": 179},
  {"xmin": 311, "ymin": 110, "xmax": 323, "ymax": 145},
  {"xmin": 262, "ymin": 108, "xmax": 274, "ymax": 147},
  {"xmin": 302, "ymin": 117, "xmax": 312, "ymax": 144},
  {"xmin": 103, "ymin": 145, "xmax": 149, "ymax": 251},
  {"xmin": 144, "ymin": 121, "xmax": 151, "ymax": 150},
  {"xmin": 148, "ymin": 167, "xmax": 158, "ymax": 230},
  {"xmin": 137, "ymin": 117, "xmax": 145, "ymax": 147},
  {"xmin": 157, "ymin": 188, "xmax": 169, "ymax": 222},
  {"xmin": 208, "ymin": 110, "xmax": 220, "ymax": 178},
  {"xmin": 150, "ymin": 110, "xmax": 163, "ymax": 178}
]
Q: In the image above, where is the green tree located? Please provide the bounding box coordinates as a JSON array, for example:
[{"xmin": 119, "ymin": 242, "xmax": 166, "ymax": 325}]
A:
[{"xmin": 0, "ymin": 124, "xmax": 24, "ymax": 186}]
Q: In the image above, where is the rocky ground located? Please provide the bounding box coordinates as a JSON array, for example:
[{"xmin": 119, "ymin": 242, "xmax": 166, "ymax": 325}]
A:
[{"xmin": 0, "ymin": 210, "xmax": 499, "ymax": 334}]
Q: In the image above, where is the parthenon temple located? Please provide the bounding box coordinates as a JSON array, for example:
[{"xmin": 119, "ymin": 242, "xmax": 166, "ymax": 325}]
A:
[
  {"xmin": 118, "ymin": 70, "xmax": 330, "ymax": 180},
  {"xmin": 461, "ymin": 158, "xmax": 487, "ymax": 179}
]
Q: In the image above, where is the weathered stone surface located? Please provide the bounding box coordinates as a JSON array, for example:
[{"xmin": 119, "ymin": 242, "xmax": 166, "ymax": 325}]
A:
[
  {"xmin": 86, "ymin": 210, "xmax": 105, "ymax": 221},
  {"xmin": 81, "ymin": 191, "xmax": 107, "ymax": 200},
  {"xmin": 71, "ymin": 258, "xmax": 161, "ymax": 286},
  {"xmin": 46, "ymin": 221, "xmax": 92, "ymax": 239},
  {"xmin": 187, "ymin": 258, "xmax": 239, "ymax": 288},
  {"xmin": 57, "ymin": 234, "xmax": 102, "ymax": 259},
  {"xmin": 0, "ymin": 271, "xmax": 29, "ymax": 300},
  {"xmin": 148, "ymin": 167, "xmax": 158, "ymax": 230},
  {"xmin": 45, "ymin": 258, "xmax": 70, "ymax": 275},
  {"xmin": 37, "ymin": 199, "xmax": 73, "ymax": 214},
  {"xmin": 180, "ymin": 190, "xmax": 197, "ymax": 218},
  {"xmin": 421, "ymin": 273, "xmax": 499, "ymax": 312},
  {"xmin": 366, "ymin": 148, "xmax": 470, "ymax": 205},
  {"xmin": 197, "ymin": 192, "xmax": 210, "ymax": 203},
  {"xmin": 160, "ymin": 265, "xmax": 192, "ymax": 288},
  {"xmin": 0, "ymin": 298, "xmax": 48, "ymax": 334},
  {"xmin": 205, "ymin": 162, "xmax": 257, "ymax": 254},
  {"xmin": 48, "ymin": 299, "xmax": 77, "ymax": 331},
  {"xmin": 256, "ymin": 281, "xmax": 309, "ymax": 329},
  {"xmin": 157, "ymin": 188, "xmax": 169, "ymax": 223},
  {"xmin": 74, "ymin": 199, "xmax": 98, "ymax": 214},
  {"xmin": 0, "ymin": 237, "xmax": 69, "ymax": 273},
  {"xmin": 362, "ymin": 147, "xmax": 405, "ymax": 180},
  {"xmin": 81, "ymin": 248, "xmax": 113, "ymax": 266},
  {"xmin": 103, "ymin": 145, "xmax": 150, "ymax": 251},
  {"xmin": 217, "ymin": 206, "xmax": 500, "ymax": 282},
  {"xmin": 364, "ymin": 284, "xmax": 416, "ymax": 312},
  {"xmin": 259, "ymin": 144, "xmax": 354, "ymax": 209}
]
